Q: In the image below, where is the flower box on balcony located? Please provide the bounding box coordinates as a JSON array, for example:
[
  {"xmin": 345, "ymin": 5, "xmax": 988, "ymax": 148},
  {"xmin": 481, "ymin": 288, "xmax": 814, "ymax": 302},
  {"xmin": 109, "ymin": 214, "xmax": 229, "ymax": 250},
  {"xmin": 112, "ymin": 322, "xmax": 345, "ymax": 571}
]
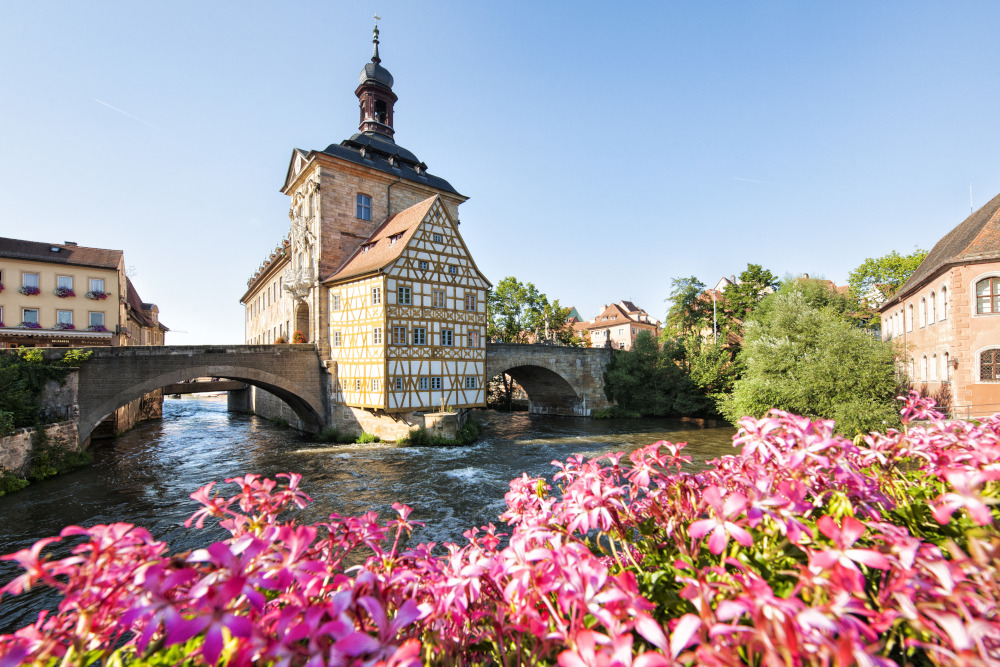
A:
[
  {"xmin": 53, "ymin": 322, "xmax": 76, "ymax": 330},
  {"xmin": 85, "ymin": 291, "xmax": 109, "ymax": 300},
  {"xmin": 19, "ymin": 286, "xmax": 41, "ymax": 296},
  {"xmin": 19, "ymin": 321, "xmax": 42, "ymax": 329},
  {"xmin": 54, "ymin": 287, "xmax": 76, "ymax": 298},
  {"xmin": 86, "ymin": 324, "xmax": 108, "ymax": 332}
]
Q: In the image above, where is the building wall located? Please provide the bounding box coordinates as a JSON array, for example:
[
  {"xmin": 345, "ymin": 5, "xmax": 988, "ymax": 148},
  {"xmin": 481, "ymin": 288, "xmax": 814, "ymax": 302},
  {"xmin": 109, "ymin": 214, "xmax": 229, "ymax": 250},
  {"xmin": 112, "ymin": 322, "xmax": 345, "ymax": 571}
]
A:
[
  {"xmin": 588, "ymin": 322, "xmax": 659, "ymax": 350},
  {"xmin": 243, "ymin": 258, "xmax": 294, "ymax": 345},
  {"xmin": 328, "ymin": 274, "xmax": 386, "ymax": 408},
  {"xmin": 0, "ymin": 256, "xmax": 122, "ymax": 347},
  {"xmin": 883, "ymin": 262, "xmax": 1000, "ymax": 415}
]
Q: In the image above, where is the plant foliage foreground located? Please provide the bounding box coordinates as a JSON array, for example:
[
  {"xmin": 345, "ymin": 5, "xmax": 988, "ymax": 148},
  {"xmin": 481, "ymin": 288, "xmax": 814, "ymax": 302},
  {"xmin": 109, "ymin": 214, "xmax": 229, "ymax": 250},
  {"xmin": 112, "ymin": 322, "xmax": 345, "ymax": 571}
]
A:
[{"xmin": 1, "ymin": 394, "xmax": 998, "ymax": 666}]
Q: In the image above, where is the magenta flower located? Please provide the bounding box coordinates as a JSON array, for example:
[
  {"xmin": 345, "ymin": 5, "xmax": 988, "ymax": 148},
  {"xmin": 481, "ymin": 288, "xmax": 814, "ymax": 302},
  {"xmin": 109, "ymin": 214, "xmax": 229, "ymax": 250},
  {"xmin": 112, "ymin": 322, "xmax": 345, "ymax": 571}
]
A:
[
  {"xmin": 809, "ymin": 515, "xmax": 891, "ymax": 592},
  {"xmin": 930, "ymin": 469, "xmax": 996, "ymax": 526},
  {"xmin": 689, "ymin": 485, "xmax": 753, "ymax": 554}
]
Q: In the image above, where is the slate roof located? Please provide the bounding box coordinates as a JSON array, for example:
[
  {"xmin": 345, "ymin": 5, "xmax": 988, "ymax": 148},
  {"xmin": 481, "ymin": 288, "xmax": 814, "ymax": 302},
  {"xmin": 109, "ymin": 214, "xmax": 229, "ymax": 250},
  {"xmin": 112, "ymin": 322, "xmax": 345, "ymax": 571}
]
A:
[
  {"xmin": 883, "ymin": 190, "xmax": 1000, "ymax": 308},
  {"xmin": 0, "ymin": 237, "xmax": 122, "ymax": 270},
  {"xmin": 311, "ymin": 133, "xmax": 461, "ymax": 196},
  {"xmin": 323, "ymin": 196, "xmax": 438, "ymax": 284}
]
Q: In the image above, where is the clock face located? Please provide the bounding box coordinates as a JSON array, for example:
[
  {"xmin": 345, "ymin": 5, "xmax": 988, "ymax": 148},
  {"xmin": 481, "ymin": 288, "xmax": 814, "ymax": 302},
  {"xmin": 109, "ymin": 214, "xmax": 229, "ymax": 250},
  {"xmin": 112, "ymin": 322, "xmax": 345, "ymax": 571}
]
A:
[{"xmin": 294, "ymin": 156, "xmax": 303, "ymax": 174}]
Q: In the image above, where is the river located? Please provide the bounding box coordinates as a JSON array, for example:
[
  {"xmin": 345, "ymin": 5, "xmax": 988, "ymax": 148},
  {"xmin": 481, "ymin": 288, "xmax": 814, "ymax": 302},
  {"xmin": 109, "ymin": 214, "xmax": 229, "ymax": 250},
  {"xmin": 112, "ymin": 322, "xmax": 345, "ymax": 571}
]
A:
[{"xmin": 0, "ymin": 395, "xmax": 736, "ymax": 633}]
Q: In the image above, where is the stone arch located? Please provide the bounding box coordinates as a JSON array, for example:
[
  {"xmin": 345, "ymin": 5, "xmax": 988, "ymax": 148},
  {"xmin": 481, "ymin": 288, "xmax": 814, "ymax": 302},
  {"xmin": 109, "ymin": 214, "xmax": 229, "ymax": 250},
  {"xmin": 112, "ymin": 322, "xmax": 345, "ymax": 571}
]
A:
[
  {"xmin": 78, "ymin": 364, "xmax": 324, "ymax": 443},
  {"xmin": 294, "ymin": 302, "xmax": 310, "ymax": 342},
  {"xmin": 488, "ymin": 364, "xmax": 581, "ymax": 415}
]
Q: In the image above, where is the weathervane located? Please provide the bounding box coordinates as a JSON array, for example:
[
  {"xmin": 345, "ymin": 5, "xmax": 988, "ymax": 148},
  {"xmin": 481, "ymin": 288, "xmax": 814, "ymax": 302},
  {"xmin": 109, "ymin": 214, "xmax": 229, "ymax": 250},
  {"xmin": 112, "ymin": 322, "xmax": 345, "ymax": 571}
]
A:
[{"xmin": 372, "ymin": 13, "xmax": 382, "ymax": 63}]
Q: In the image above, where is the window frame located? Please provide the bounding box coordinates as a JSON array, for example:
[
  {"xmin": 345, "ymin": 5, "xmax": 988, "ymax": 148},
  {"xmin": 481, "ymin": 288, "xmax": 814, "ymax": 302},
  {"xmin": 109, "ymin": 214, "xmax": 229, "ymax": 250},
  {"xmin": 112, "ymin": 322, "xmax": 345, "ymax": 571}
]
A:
[
  {"xmin": 372, "ymin": 287, "xmax": 381, "ymax": 305},
  {"xmin": 412, "ymin": 327, "xmax": 426, "ymax": 345},
  {"xmin": 465, "ymin": 376, "xmax": 478, "ymax": 389},
  {"xmin": 464, "ymin": 293, "xmax": 477, "ymax": 311},
  {"xmin": 980, "ymin": 348, "xmax": 1000, "ymax": 382},
  {"xmin": 333, "ymin": 330, "xmax": 342, "ymax": 347},
  {"xmin": 89, "ymin": 311, "xmax": 105, "ymax": 327},
  {"xmin": 57, "ymin": 275, "xmax": 73, "ymax": 290},
  {"xmin": 22, "ymin": 308, "xmax": 39, "ymax": 324},
  {"xmin": 433, "ymin": 233, "xmax": 443, "ymax": 243},
  {"xmin": 448, "ymin": 265, "xmax": 458, "ymax": 275},
  {"xmin": 433, "ymin": 290, "xmax": 445, "ymax": 308},
  {"xmin": 418, "ymin": 260, "xmax": 428, "ymax": 270},
  {"xmin": 22, "ymin": 272, "xmax": 39, "ymax": 288},
  {"xmin": 57, "ymin": 310, "xmax": 73, "ymax": 325},
  {"xmin": 373, "ymin": 327, "xmax": 382, "ymax": 345},
  {"xmin": 430, "ymin": 377, "xmax": 442, "ymax": 390},
  {"xmin": 397, "ymin": 286, "xmax": 411, "ymax": 305},
  {"xmin": 975, "ymin": 276, "xmax": 1000, "ymax": 315},
  {"xmin": 468, "ymin": 331, "xmax": 479, "ymax": 348},
  {"xmin": 394, "ymin": 377, "xmax": 403, "ymax": 391},
  {"xmin": 89, "ymin": 277, "xmax": 105, "ymax": 293},
  {"xmin": 418, "ymin": 377, "xmax": 429, "ymax": 390},
  {"xmin": 440, "ymin": 329, "xmax": 453, "ymax": 347},
  {"xmin": 392, "ymin": 326, "xmax": 407, "ymax": 345},
  {"xmin": 356, "ymin": 193, "xmax": 372, "ymax": 221},
  {"xmin": 331, "ymin": 293, "xmax": 341, "ymax": 311}
]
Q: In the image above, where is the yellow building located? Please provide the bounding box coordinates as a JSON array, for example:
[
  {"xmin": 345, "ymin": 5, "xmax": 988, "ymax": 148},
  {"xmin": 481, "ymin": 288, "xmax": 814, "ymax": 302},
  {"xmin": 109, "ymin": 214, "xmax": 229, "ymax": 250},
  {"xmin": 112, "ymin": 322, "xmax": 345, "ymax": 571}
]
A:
[{"xmin": 240, "ymin": 26, "xmax": 490, "ymax": 431}]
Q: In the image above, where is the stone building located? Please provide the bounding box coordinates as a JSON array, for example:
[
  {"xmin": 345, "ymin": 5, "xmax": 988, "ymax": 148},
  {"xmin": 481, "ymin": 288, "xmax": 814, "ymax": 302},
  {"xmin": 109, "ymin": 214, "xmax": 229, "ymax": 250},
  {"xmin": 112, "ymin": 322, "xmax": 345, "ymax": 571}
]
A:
[
  {"xmin": 0, "ymin": 236, "xmax": 168, "ymax": 434},
  {"xmin": 239, "ymin": 26, "xmax": 489, "ymax": 436},
  {"xmin": 879, "ymin": 191, "xmax": 1000, "ymax": 417}
]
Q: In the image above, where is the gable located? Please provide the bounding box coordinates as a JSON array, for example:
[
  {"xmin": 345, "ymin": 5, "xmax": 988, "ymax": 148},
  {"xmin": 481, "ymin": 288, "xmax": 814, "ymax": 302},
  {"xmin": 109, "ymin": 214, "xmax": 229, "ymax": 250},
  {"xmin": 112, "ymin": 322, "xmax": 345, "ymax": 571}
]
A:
[{"xmin": 281, "ymin": 149, "xmax": 311, "ymax": 193}]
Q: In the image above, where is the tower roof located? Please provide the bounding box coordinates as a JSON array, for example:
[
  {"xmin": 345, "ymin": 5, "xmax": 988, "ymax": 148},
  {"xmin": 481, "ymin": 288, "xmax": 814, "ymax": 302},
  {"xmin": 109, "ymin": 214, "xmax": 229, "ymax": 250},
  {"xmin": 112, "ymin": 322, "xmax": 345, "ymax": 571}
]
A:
[{"xmin": 359, "ymin": 25, "xmax": 394, "ymax": 88}]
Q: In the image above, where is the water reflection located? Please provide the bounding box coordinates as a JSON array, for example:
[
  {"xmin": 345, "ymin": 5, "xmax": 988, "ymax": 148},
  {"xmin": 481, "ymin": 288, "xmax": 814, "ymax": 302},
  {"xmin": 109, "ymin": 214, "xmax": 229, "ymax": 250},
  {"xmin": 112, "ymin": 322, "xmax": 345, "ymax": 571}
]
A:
[{"xmin": 0, "ymin": 396, "xmax": 735, "ymax": 632}]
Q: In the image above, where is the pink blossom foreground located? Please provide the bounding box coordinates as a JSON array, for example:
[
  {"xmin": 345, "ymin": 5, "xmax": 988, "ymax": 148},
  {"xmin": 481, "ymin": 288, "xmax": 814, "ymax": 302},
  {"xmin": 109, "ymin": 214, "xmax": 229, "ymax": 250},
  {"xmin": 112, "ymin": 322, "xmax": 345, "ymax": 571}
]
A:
[{"xmin": 1, "ymin": 392, "xmax": 999, "ymax": 666}]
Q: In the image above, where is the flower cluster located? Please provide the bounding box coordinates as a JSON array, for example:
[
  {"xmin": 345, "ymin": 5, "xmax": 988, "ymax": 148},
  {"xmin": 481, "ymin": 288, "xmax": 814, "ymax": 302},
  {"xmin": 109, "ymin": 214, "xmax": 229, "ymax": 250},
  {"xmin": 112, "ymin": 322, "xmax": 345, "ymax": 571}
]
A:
[
  {"xmin": 0, "ymin": 394, "xmax": 998, "ymax": 666},
  {"xmin": 85, "ymin": 290, "xmax": 109, "ymax": 300},
  {"xmin": 52, "ymin": 322, "xmax": 75, "ymax": 330},
  {"xmin": 17, "ymin": 321, "xmax": 42, "ymax": 329},
  {"xmin": 53, "ymin": 287, "xmax": 75, "ymax": 298},
  {"xmin": 292, "ymin": 330, "xmax": 307, "ymax": 343},
  {"xmin": 0, "ymin": 282, "xmax": 5, "ymax": 293},
  {"xmin": 18, "ymin": 286, "xmax": 40, "ymax": 296},
  {"xmin": 86, "ymin": 324, "xmax": 108, "ymax": 332}
]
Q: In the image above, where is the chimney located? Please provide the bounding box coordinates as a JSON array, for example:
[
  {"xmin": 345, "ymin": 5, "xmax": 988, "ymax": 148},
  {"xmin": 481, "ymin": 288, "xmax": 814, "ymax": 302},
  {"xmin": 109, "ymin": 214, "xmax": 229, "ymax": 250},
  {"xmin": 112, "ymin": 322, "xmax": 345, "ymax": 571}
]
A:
[{"xmin": 64, "ymin": 241, "xmax": 78, "ymax": 246}]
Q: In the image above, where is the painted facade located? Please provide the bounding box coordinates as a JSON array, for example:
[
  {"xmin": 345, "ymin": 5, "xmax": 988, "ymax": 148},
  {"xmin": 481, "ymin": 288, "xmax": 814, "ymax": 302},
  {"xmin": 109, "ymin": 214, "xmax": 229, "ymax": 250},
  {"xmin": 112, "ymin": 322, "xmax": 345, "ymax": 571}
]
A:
[
  {"xmin": 879, "ymin": 191, "xmax": 1000, "ymax": 417},
  {"xmin": 576, "ymin": 301, "xmax": 661, "ymax": 350}
]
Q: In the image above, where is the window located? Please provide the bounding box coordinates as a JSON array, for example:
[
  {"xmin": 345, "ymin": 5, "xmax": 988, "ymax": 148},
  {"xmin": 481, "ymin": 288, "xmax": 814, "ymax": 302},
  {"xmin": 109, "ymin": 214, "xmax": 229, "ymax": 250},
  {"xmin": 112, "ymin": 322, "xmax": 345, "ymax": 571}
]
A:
[
  {"xmin": 412, "ymin": 327, "xmax": 426, "ymax": 345},
  {"xmin": 433, "ymin": 290, "xmax": 445, "ymax": 308},
  {"xmin": 372, "ymin": 287, "xmax": 381, "ymax": 305},
  {"xmin": 619, "ymin": 342, "xmax": 625, "ymax": 349},
  {"xmin": 929, "ymin": 292, "xmax": 936, "ymax": 323},
  {"xmin": 419, "ymin": 377, "xmax": 428, "ymax": 390},
  {"xmin": 356, "ymin": 194, "xmax": 372, "ymax": 220},
  {"xmin": 981, "ymin": 349, "xmax": 1000, "ymax": 381},
  {"xmin": 468, "ymin": 331, "xmax": 479, "ymax": 348},
  {"xmin": 944, "ymin": 352, "xmax": 951, "ymax": 381},
  {"xmin": 331, "ymin": 294, "xmax": 341, "ymax": 311},
  {"xmin": 448, "ymin": 265, "xmax": 458, "ymax": 275},
  {"xmin": 941, "ymin": 287, "xmax": 948, "ymax": 319},
  {"xmin": 373, "ymin": 327, "xmax": 382, "ymax": 344},
  {"xmin": 89, "ymin": 312, "xmax": 104, "ymax": 327},
  {"xmin": 433, "ymin": 233, "xmax": 442, "ymax": 243},
  {"xmin": 618, "ymin": 328, "xmax": 624, "ymax": 336},
  {"xmin": 430, "ymin": 377, "xmax": 442, "ymax": 390},
  {"xmin": 909, "ymin": 358, "xmax": 915, "ymax": 379},
  {"xmin": 907, "ymin": 304, "xmax": 914, "ymax": 331},
  {"xmin": 919, "ymin": 298, "xmax": 926, "ymax": 327},
  {"xmin": 355, "ymin": 379, "xmax": 362, "ymax": 391},
  {"xmin": 931, "ymin": 354, "xmax": 938, "ymax": 381},
  {"xmin": 89, "ymin": 278, "xmax": 105, "ymax": 293},
  {"xmin": 57, "ymin": 310, "xmax": 72, "ymax": 324},
  {"xmin": 395, "ymin": 377, "xmax": 403, "ymax": 391},
  {"xmin": 465, "ymin": 376, "xmax": 478, "ymax": 389},
  {"xmin": 418, "ymin": 260, "xmax": 428, "ymax": 270},
  {"xmin": 373, "ymin": 379, "xmax": 380, "ymax": 392},
  {"xmin": 441, "ymin": 329, "xmax": 453, "ymax": 346},
  {"xmin": 464, "ymin": 293, "xmax": 476, "ymax": 311},
  {"xmin": 976, "ymin": 277, "xmax": 1000, "ymax": 314},
  {"xmin": 23, "ymin": 308, "xmax": 39, "ymax": 324},
  {"xmin": 57, "ymin": 276, "xmax": 72, "ymax": 289},
  {"xmin": 397, "ymin": 286, "xmax": 411, "ymax": 305},
  {"xmin": 333, "ymin": 331, "xmax": 342, "ymax": 347},
  {"xmin": 23, "ymin": 273, "xmax": 39, "ymax": 288},
  {"xmin": 922, "ymin": 355, "xmax": 928, "ymax": 381},
  {"xmin": 392, "ymin": 326, "xmax": 407, "ymax": 345}
]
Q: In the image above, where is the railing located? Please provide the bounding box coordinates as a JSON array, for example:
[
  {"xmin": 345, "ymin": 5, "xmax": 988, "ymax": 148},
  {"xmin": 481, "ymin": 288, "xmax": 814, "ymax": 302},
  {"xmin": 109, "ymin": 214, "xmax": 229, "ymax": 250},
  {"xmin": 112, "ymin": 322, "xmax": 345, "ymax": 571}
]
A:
[{"xmin": 944, "ymin": 403, "xmax": 1000, "ymax": 420}]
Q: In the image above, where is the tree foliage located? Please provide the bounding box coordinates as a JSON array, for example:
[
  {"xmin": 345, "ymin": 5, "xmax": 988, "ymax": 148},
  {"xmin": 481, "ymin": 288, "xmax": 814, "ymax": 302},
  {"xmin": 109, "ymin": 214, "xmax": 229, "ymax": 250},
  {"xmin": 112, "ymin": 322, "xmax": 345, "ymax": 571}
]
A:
[
  {"xmin": 721, "ymin": 281, "xmax": 903, "ymax": 435},
  {"xmin": 664, "ymin": 276, "xmax": 710, "ymax": 337},
  {"xmin": 0, "ymin": 350, "xmax": 76, "ymax": 435},
  {"xmin": 486, "ymin": 277, "xmax": 546, "ymax": 344},
  {"xmin": 848, "ymin": 248, "xmax": 928, "ymax": 301},
  {"xmin": 723, "ymin": 263, "xmax": 779, "ymax": 323}
]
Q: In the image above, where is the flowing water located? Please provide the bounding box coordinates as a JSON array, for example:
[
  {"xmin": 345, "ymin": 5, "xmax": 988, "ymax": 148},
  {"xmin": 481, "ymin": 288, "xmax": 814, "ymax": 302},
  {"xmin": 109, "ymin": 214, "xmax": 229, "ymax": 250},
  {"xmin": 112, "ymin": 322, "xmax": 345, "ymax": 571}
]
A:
[{"xmin": 0, "ymin": 395, "xmax": 735, "ymax": 633}]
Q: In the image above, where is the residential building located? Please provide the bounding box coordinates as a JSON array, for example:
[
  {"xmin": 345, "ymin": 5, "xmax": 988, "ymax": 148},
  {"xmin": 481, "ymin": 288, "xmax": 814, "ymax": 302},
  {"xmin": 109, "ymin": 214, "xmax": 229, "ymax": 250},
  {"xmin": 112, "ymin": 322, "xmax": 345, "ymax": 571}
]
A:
[
  {"xmin": 577, "ymin": 301, "xmax": 661, "ymax": 350},
  {"xmin": 239, "ymin": 25, "xmax": 489, "ymax": 429},
  {"xmin": 879, "ymin": 191, "xmax": 1000, "ymax": 417}
]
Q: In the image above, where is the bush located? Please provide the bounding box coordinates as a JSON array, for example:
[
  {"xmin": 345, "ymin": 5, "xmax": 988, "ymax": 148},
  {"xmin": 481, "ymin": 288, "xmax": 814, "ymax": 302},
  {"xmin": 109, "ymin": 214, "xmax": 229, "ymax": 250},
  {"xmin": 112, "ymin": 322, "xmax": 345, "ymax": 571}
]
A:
[
  {"xmin": 27, "ymin": 431, "xmax": 93, "ymax": 481},
  {"xmin": 58, "ymin": 349, "xmax": 92, "ymax": 366},
  {"xmin": 402, "ymin": 417, "xmax": 481, "ymax": 446},
  {"xmin": 270, "ymin": 417, "xmax": 290, "ymax": 428},
  {"xmin": 0, "ymin": 349, "xmax": 72, "ymax": 434},
  {"xmin": 2, "ymin": 395, "xmax": 997, "ymax": 666},
  {"xmin": 357, "ymin": 431, "xmax": 380, "ymax": 444},
  {"xmin": 0, "ymin": 468, "xmax": 29, "ymax": 497},
  {"xmin": 273, "ymin": 336, "xmax": 288, "ymax": 344}
]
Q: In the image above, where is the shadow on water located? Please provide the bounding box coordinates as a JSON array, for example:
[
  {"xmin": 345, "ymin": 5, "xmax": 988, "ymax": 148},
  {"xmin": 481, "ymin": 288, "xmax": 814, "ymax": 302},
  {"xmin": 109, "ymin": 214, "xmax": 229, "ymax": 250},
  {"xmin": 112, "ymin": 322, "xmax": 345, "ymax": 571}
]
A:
[{"xmin": 0, "ymin": 396, "xmax": 735, "ymax": 633}]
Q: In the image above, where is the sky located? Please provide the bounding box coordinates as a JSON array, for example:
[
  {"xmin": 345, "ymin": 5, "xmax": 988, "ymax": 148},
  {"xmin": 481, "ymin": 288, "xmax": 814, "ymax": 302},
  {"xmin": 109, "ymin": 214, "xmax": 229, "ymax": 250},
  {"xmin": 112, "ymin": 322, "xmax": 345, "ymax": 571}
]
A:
[{"xmin": 2, "ymin": 2, "xmax": 999, "ymax": 344}]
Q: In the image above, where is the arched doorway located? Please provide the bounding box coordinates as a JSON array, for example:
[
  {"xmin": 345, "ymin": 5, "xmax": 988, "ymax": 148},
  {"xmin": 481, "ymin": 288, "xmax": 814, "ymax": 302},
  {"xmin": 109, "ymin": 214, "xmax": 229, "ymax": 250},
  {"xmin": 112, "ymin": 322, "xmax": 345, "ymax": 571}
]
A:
[{"xmin": 294, "ymin": 302, "xmax": 310, "ymax": 343}]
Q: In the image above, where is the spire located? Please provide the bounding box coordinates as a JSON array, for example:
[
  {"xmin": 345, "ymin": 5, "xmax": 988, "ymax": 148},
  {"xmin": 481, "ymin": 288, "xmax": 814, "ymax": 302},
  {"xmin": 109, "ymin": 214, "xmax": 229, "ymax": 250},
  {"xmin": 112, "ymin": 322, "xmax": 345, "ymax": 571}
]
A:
[
  {"xmin": 371, "ymin": 23, "xmax": 381, "ymax": 64},
  {"xmin": 356, "ymin": 19, "xmax": 397, "ymax": 140}
]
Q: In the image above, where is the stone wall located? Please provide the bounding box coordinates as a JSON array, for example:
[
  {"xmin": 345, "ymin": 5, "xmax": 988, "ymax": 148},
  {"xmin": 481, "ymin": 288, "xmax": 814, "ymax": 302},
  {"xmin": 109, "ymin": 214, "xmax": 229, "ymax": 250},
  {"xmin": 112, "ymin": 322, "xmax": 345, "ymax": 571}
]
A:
[{"xmin": 0, "ymin": 421, "xmax": 80, "ymax": 476}]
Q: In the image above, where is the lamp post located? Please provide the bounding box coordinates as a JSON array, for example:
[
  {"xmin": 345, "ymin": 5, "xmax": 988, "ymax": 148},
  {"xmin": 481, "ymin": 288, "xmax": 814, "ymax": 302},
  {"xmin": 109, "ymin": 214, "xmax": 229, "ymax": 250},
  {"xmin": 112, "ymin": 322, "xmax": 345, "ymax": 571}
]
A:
[{"xmin": 713, "ymin": 290, "xmax": 718, "ymax": 345}]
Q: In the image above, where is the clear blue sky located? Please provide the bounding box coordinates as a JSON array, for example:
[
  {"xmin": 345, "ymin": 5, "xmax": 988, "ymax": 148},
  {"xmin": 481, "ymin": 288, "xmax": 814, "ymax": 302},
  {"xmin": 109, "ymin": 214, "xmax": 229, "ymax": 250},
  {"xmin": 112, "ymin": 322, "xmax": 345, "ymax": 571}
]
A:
[{"xmin": 2, "ymin": 2, "xmax": 998, "ymax": 343}]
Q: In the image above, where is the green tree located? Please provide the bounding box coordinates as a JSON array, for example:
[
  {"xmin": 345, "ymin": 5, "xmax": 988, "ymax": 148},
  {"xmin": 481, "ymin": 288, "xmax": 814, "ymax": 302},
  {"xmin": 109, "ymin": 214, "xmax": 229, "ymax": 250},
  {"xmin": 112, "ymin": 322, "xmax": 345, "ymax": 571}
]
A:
[
  {"xmin": 721, "ymin": 282, "xmax": 903, "ymax": 435},
  {"xmin": 486, "ymin": 277, "xmax": 546, "ymax": 344},
  {"xmin": 722, "ymin": 263, "xmax": 779, "ymax": 323},
  {"xmin": 664, "ymin": 276, "xmax": 710, "ymax": 337},
  {"xmin": 848, "ymin": 248, "xmax": 928, "ymax": 301}
]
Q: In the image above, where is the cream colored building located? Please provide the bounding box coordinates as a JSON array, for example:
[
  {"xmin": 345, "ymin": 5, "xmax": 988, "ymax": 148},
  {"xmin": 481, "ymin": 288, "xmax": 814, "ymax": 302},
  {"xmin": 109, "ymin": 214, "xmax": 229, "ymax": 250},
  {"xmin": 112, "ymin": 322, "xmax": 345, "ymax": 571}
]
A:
[{"xmin": 240, "ymin": 26, "xmax": 490, "ymax": 432}]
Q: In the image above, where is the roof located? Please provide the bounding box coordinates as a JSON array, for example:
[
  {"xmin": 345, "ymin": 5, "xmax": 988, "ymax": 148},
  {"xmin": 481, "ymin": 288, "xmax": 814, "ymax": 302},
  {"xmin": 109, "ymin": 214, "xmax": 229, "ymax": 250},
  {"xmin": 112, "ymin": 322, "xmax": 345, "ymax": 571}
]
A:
[
  {"xmin": 125, "ymin": 278, "xmax": 168, "ymax": 331},
  {"xmin": 581, "ymin": 302, "xmax": 661, "ymax": 331},
  {"xmin": 323, "ymin": 196, "xmax": 438, "ymax": 284},
  {"xmin": 0, "ymin": 237, "xmax": 122, "ymax": 270},
  {"xmin": 885, "ymin": 190, "xmax": 1000, "ymax": 307}
]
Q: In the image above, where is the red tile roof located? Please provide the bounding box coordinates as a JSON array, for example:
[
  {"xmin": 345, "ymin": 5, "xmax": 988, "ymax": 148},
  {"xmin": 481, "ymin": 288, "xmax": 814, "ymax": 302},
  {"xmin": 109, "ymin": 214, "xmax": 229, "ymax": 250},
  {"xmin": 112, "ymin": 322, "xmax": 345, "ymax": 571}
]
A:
[
  {"xmin": 323, "ymin": 196, "xmax": 438, "ymax": 284},
  {"xmin": 0, "ymin": 237, "xmax": 122, "ymax": 270}
]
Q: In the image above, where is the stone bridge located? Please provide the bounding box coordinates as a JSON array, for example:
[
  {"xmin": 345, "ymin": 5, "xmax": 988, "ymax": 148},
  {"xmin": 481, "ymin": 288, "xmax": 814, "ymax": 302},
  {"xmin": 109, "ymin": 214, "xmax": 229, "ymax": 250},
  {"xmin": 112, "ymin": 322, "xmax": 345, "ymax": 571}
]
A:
[
  {"xmin": 485, "ymin": 343, "xmax": 613, "ymax": 416},
  {"xmin": 72, "ymin": 345, "xmax": 328, "ymax": 443}
]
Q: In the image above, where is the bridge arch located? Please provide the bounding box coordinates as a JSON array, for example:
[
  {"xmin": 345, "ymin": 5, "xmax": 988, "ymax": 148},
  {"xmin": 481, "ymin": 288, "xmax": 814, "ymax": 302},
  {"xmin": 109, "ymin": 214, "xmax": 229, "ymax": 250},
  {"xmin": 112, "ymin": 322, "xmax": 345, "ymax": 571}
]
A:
[
  {"xmin": 485, "ymin": 343, "xmax": 613, "ymax": 416},
  {"xmin": 74, "ymin": 346, "xmax": 328, "ymax": 444}
]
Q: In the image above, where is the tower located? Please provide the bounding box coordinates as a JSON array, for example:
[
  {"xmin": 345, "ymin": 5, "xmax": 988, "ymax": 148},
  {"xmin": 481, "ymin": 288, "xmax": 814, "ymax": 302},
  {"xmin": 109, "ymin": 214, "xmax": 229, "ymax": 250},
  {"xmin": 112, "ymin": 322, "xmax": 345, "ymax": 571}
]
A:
[{"xmin": 356, "ymin": 25, "xmax": 397, "ymax": 140}]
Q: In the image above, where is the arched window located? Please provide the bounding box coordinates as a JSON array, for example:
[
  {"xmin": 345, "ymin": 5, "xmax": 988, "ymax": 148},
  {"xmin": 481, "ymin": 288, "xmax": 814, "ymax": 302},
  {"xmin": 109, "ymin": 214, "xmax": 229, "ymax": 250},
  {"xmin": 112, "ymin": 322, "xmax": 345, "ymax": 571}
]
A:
[
  {"xmin": 907, "ymin": 304, "xmax": 914, "ymax": 332},
  {"xmin": 885, "ymin": 314, "xmax": 893, "ymax": 338},
  {"xmin": 981, "ymin": 349, "xmax": 1000, "ymax": 381},
  {"xmin": 944, "ymin": 352, "xmax": 950, "ymax": 381},
  {"xmin": 919, "ymin": 298, "xmax": 926, "ymax": 327},
  {"xmin": 909, "ymin": 357, "xmax": 916, "ymax": 379},
  {"xmin": 931, "ymin": 354, "xmax": 938, "ymax": 381},
  {"xmin": 922, "ymin": 355, "xmax": 928, "ymax": 380},
  {"xmin": 929, "ymin": 291, "xmax": 936, "ymax": 323},
  {"xmin": 976, "ymin": 277, "xmax": 1000, "ymax": 314},
  {"xmin": 941, "ymin": 286, "xmax": 948, "ymax": 319}
]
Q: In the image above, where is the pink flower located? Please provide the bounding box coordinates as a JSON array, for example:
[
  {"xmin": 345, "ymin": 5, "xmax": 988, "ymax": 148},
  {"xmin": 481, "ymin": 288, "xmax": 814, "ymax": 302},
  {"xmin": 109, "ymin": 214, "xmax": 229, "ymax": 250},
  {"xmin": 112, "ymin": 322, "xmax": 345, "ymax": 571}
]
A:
[
  {"xmin": 688, "ymin": 486, "xmax": 753, "ymax": 554},
  {"xmin": 809, "ymin": 516, "xmax": 891, "ymax": 593},
  {"xmin": 930, "ymin": 469, "xmax": 996, "ymax": 526}
]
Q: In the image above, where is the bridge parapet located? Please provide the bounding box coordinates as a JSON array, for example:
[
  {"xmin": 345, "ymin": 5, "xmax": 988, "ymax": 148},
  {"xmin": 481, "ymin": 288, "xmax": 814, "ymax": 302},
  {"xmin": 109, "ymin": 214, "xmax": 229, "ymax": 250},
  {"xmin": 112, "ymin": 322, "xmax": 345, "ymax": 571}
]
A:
[{"xmin": 485, "ymin": 343, "xmax": 613, "ymax": 416}]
